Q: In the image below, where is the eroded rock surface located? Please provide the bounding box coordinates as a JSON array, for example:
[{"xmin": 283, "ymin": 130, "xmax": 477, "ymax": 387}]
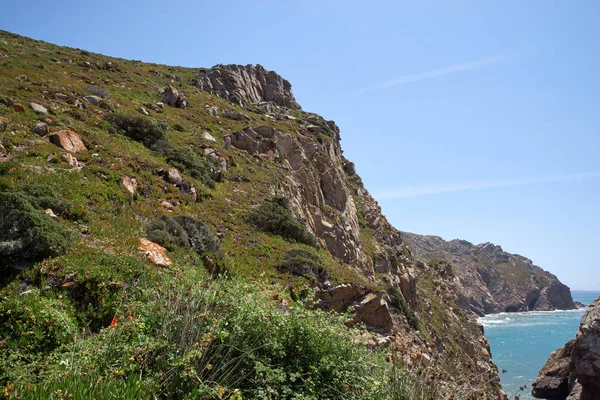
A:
[
  {"xmin": 401, "ymin": 232, "xmax": 576, "ymax": 315},
  {"xmin": 533, "ymin": 297, "xmax": 600, "ymax": 400},
  {"xmin": 193, "ymin": 64, "xmax": 301, "ymax": 109}
]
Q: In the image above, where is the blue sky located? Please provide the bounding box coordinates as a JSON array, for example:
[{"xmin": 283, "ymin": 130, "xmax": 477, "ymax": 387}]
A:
[{"xmin": 3, "ymin": 1, "xmax": 599, "ymax": 290}]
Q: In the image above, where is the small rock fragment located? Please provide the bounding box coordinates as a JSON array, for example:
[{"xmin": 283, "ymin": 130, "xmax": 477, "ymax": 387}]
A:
[
  {"xmin": 13, "ymin": 103, "xmax": 25, "ymax": 112},
  {"xmin": 44, "ymin": 209, "xmax": 58, "ymax": 218},
  {"xmin": 62, "ymin": 153, "xmax": 79, "ymax": 167},
  {"xmin": 201, "ymin": 131, "xmax": 216, "ymax": 142},
  {"xmin": 166, "ymin": 167, "xmax": 183, "ymax": 185},
  {"xmin": 30, "ymin": 102, "xmax": 48, "ymax": 115},
  {"xmin": 138, "ymin": 106, "xmax": 149, "ymax": 116},
  {"xmin": 139, "ymin": 238, "xmax": 172, "ymax": 267},
  {"xmin": 122, "ymin": 175, "xmax": 138, "ymax": 195},
  {"xmin": 31, "ymin": 122, "xmax": 49, "ymax": 135}
]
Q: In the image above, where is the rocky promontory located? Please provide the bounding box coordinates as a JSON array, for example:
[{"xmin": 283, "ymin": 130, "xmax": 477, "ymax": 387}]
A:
[
  {"xmin": 193, "ymin": 64, "xmax": 301, "ymax": 110},
  {"xmin": 532, "ymin": 296, "xmax": 600, "ymax": 399},
  {"xmin": 401, "ymin": 232, "xmax": 576, "ymax": 315}
]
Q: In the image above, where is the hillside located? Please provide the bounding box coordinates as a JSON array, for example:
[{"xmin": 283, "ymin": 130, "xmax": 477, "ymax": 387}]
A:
[
  {"xmin": 402, "ymin": 232, "xmax": 575, "ymax": 316},
  {"xmin": 0, "ymin": 30, "xmax": 506, "ymax": 399}
]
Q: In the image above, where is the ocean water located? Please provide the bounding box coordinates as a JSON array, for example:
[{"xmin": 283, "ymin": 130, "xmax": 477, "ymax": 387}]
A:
[{"xmin": 478, "ymin": 291, "xmax": 600, "ymax": 399}]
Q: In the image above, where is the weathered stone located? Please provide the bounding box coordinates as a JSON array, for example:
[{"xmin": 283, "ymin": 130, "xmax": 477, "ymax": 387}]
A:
[
  {"xmin": 31, "ymin": 122, "xmax": 49, "ymax": 135},
  {"xmin": 13, "ymin": 103, "xmax": 25, "ymax": 112},
  {"xmin": 62, "ymin": 153, "xmax": 79, "ymax": 167},
  {"xmin": 207, "ymin": 106, "xmax": 218, "ymax": 116},
  {"xmin": 99, "ymin": 101, "xmax": 115, "ymax": 112},
  {"xmin": 44, "ymin": 209, "xmax": 58, "ymax": 218},
  {"xmin": 194, "ymin": 64, "xmax": 301, "ymax": 109},
  {"xmin": 122, "ymin": 175, "xmax": 138, "ymax": 195},
  {"xmin": 166, "ymin": 167, "xmax": 183, "ymax": 185},
  {"xmin": 532, "ymin": 340, "xmax": 574, "ymax": 398},
  {"xmin": 201, "ymin": 131, "xmax": 216, "ymax": 142},
  {"xmin": 314, "ymin": 284, "xmax": 368, "ymax": 313},
  {"xmin": 138, "ymin": 106, "xmax": 149, "ymax": 116},
  {"xmin": 83, "ymin": 95, "xmax": 102, "ymax": 106},
  {"xmin": 160, "ymin": 85, "xmax": 186, "ymax": 108},
  {"xmin": 49, "ymin": 130, "xmax": 87, "ymax": 153},
  {"xmin": 139, "ymin": 238, "xmax": 172, "ymax": 267},
  {"xmin": 572, "ymin": 298, "xmax": 600, "ymax": 397},
  {"xmin": 352, "ymin": 293, "xmax": 394, "ymax": 333},
  {"xmin": 0, "ymin": 143, "xmax": 6, "ymax": 156},
  {"xmin": 29, "ymin": 102, "xmax": 48, "ymax": 115}
]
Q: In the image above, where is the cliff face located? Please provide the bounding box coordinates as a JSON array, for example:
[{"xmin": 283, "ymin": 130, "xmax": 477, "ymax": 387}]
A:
[
  {"xmin": 532, "ymin": 297, "xmax": 600, "ymax": 400},
  {"xmin": 0, "ymin": 30, "xmax": 508, "ymax": 398},
  {"xmin": 401, "ymin": 232, "xmax": 576, "ymax": 315},
  {"xmin": 193, "ymin": 64, "xmax": 301, "ymax": 110}
]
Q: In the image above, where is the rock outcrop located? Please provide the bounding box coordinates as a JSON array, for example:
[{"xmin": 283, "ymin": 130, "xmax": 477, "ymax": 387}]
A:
[
  {"xmin": 533, "ymin": 296, "xmax": 600, "ymax": 399},
  {"xmin": 193, "ymin": 64, "xmax": 301, "ymax": 109},
  {"xmin": 401, "ymin": 232, "xmax": 576, "ymax": 315}
]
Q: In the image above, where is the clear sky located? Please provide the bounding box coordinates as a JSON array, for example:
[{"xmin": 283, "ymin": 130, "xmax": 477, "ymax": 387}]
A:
[{"xmin": 2, "ymin": 1, "xmax": 599, "ymax": 290}]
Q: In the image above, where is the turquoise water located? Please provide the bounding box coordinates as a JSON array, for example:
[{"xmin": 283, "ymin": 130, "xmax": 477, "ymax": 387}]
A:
[{"xmin": 478, "ymin": 291, "xmax": 600, "ymax": 399}]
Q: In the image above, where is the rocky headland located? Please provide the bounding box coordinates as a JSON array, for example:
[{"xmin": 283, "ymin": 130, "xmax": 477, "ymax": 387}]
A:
[
  {"xmin": 401, "ymin": 232, "xmax": 576, "ymax": 316},
  {"xmin": 532, "ymin": 296, "xmax": 600, "ymax": 399}
]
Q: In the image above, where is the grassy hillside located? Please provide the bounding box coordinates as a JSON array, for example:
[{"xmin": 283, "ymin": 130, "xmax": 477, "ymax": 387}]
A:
[{"xmin": 0, "ymin": 31, "xmax": 505, "ymax": 399}]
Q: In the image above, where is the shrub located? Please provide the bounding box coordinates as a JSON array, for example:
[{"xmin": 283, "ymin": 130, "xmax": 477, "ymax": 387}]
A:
[
  {"xmin": 278, "ymin": 248, "xmax": 328, "ymax": 282},
  {"xmin": 105, "ymin": 114, "xmax": 168, "ymax": 148},
  {"xmin": 84, "ymin": 85, "xmax": 110, "ymax": 99},
  {"xmin": 0, "ymin": 290, "xmax": 77, "ymax": 355},
  {"xmin": 247, "ymin": 195, "xmax": 317, "ymax": 247},
  {"xmin": 151, "ymin": 140, "xmax": 216, "ymax": 188},
  {"xmin": 0, "ymin": 191, "xmax": 73, "ymax": 268},
  {"xmin": 146, "ymin": 215, "xmax": 221, "ymax": 255}
]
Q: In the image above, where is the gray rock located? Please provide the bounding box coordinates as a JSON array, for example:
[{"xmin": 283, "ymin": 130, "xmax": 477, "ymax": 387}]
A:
[
  {"xmin": 193, "ymin": 64, "xmax": 301, "ymax": 109},
  {"xmin": 83, "ymin": 95, "xmax": 102, "ymax": 106},
  {"xmin": 166, "ymin": 167, "xmax": 183, "ymax": 185},
  {"xmin": 206, "ymin": 106, "xmax": 218, "ymax": 116},
  {"xmin": 160, "ymin": 85, "xmax": 187, "ymax": 108},
  {"xmin": 138, "ymin": 106, "xmax": 149, "ymax": 116},
  {"xmin": 31, "ymin": 122, "xmax": 49, "ymax": 136},
  {"xmin": 29, "ymin": 102, "xmax": 48, "ymax": 115}
]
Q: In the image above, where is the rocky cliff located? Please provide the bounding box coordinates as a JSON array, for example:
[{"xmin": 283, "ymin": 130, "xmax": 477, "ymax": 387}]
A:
[
  {"xmin": 532, "ymin": 297, "xmax": 600, "ymax": 399},
  {"xmin": 193, "ymin": 64, "xmax": 301, "ymax": 110},
  {"xmin": 0, "ymin": 30, "xmax": 507, "ymax": 398},
  {"xmin": 401, "ymin": 232, "xmax": 576, "ymax": 316}
]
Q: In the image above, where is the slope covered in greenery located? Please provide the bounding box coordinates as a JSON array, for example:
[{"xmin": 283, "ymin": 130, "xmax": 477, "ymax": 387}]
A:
[{"xmin": 0, "ymin": 30, "xmax": 505, "ymax": 399}]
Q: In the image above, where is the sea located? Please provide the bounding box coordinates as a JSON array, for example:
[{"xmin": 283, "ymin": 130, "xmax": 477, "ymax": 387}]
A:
[{"xmin": 478, "ymin": 291, "xmax": 600, "ymax": 399}]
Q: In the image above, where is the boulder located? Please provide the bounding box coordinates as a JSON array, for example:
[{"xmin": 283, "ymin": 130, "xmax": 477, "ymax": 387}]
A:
[
  {"xmin": 62, "ymin": 153, "xmax": 79, "ymax": 167},
  {"xmin": 31, "ymin": 122, "xmax": 49, "ymax": 135},
  {"xmin": 49, "ymin": 130, "xmax": 87, "ymax": 153},
  {"xmin": 160, "ymin": 85, "xmax": 186, "ymax": 108},
  {"xmin": 351, "ymin": 293, "xmax": 394, "ymax": 333},
  {"xmin": 139, "ymin": 238, "xmax": 172, "ymax": 267},
  {"xmin": 83, "ymin": 95, "xmax": 102, "ymax": 106},
  {"xmin": 29, "ymin": 102, "xmax": 48, "ymax": 115},
  {"xmin": 201, "ymin": 131, "xmax": 216, "ymax": 142},
  {"xmin": 166, "ymin": 167, "xmax": 183, "ymax": 185},
  {"xmin": 122, "ymin": 175, "xmax": 138, "ymax": 195}
]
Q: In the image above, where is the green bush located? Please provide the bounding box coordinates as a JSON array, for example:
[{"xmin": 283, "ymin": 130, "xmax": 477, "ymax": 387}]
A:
[
  {"xmin": 278, "ymin": 248, "xmax": 328, "ymax": 282},
  {"xmin": 0, "ymin": 290, "xmax": 77, "ymax": 355},
  {"xmin": 105, "ymin": 114, "xmax": 168, "ymax": 148},
  {"xmin": 146, "ymin": 215, "xmax": 221, "ymax": 255},
  {"xmin": 151, "ymin": 140, "xmax": 216, "ymax": 188},
  {"xmin": 247, "ymin": 195, "xmax": 317, "ymax": 247},
  {"xmin": 0, "ymin": 191, "xmax": 73, "ymax": 268}
]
